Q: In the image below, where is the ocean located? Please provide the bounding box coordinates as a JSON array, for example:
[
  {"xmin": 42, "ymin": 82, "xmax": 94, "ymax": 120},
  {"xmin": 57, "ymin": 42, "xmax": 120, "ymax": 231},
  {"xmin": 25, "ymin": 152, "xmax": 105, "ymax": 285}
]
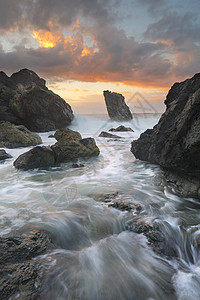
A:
[{"xmin": 1, "ymin": 114, "xmax": 200, "ymax": 299}]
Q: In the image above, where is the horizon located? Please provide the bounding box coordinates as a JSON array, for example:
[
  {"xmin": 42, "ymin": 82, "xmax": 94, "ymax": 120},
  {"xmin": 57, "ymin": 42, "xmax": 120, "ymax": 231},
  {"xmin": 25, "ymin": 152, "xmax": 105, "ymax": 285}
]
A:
[{"xmin": 0, "ymin": 0, "xmax": 199, "ymax": 113}]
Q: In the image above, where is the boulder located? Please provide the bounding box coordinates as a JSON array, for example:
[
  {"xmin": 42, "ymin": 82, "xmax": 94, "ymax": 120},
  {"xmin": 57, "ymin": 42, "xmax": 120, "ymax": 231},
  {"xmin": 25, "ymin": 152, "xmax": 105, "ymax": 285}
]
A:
[
  {"xmin": 0, "ymin": 121, "xmax": 42, "ymax": 148},
  {"xmin": 103, "ymin": 90, "xmax": 132, "ymax": 121},
  {"xmin": 109, "ymin": 125, "xmax": 134, "ymax": 132},
  {"xmin": 0, "ymin": 68, "xmax": 74, "ymax": 132},
  {"xmin": 0, "ymin": 230, "xmax": 52, "ymax": 300},
  {"xmin": 0, "ymin": 149, "xmax": 12, "ymax": 160},
  {"xmin": 14, "ymin": 129, "xmax": 100, "ymax": 170},
  {"xmin": 99, "ymin": 131, "xmax": 122, "ymax": 138},
  {"xmin": 131, "ymin": 73, "xmax": 200, "ymax": 198},
  {"xmin": 14, "ymin": 146, "xmax": 56, "ymax": 170}
]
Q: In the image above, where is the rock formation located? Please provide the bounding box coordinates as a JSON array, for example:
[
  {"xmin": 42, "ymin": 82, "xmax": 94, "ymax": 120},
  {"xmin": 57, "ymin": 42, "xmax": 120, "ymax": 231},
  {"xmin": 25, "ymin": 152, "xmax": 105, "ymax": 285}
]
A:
[
  {"xmin": 109, "ymin": 125, "xmax": 134, "ymax": 132},
  {"xmin": 0, "ymin": 69, "xmax": 74, "ymax": 132},
  {"xmin": 99, "ymin": 131, "xmax": 122, "ymax": 138},
  {"xmin": 103, "ymin": 90, "xmax": 132, "ymax": 121},
  {"xmin": 0, "ymin": 121, "xmax": 42, "ymax": 148},
  {"xmin": 14, "ymin": 128, "xmax": 100, "ymax": 170},
  {"xmin": 0, "ymin": 149, "xmax": 12, "ymax": 160},
  {"xmin": 131, "ymin": 73, "xmax": 200, "ymax": 198}
]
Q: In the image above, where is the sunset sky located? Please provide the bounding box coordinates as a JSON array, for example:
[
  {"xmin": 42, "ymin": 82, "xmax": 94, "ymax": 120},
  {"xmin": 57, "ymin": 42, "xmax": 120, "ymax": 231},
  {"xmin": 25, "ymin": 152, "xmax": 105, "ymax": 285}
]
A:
[{"xmin": 0, "ymin": 0, "xmax": 199, "ymax": 114}]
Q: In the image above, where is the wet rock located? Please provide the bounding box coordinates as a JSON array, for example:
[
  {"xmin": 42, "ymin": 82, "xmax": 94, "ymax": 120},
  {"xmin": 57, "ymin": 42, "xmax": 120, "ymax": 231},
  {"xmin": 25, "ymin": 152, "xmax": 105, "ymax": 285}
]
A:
[
  {"xmin": 14, "ymin": 129, "xmax": 99, "ymax": 170},
  {"xmin": 0, "ymin": 121, "xmax": 42, "ymax": 148},
  {"xmin": 131, "ymin": 73, "xmax": 200, "ymax": 198},
  {"xmin": 108, "ymin": 200, "xmax": 142, "ymax": 213},
  {"xmin": 0, "ymin": 68, "xmax": 74, "ymax": 132},
  {"xmin": 127, "ymin": 221, "xmax": 177, "ymax": 258},
  {"xmin": 48, "ymin": 134, "xmax": 54, "ymax": 138},
  {"xmin": 14, "ymin": 146, "xmax": 56, "ymax": 170},
  {"xmin": 0, "ymin": 149, "xmax": 12, "ymax": 160},
  {"xmin": 0, "ymin": 230, "xmax": 52, "ymax": 300},
  {"xmin": 99, "ymin": 131, "xmax": 122, "ymax": 138},
  {"xmin": 72, "ymin": 163, "xmax": 85, "ymax": 168},
  {"xmin": 109, "ymin": 125, "xmax": 134, "ymax": 132},
  {"xmin": 52, "ymin": 133, "xmax": 100, "ymax": 163},
  {"xmin": 104, "ymin": 90, "xmax": 132, "ymax": 121}
]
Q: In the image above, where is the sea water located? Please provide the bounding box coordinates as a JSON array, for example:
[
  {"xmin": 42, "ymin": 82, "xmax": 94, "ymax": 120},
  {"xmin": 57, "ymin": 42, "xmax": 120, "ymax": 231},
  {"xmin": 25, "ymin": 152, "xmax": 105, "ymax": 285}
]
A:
[{"xmin": 0, "ymin": 114, "xmax": 200, "ymax": 299}]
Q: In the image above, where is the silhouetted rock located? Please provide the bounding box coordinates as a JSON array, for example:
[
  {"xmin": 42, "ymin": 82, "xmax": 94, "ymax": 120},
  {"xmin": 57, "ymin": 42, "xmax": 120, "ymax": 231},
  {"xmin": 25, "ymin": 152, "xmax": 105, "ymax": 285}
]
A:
[
  {"xmin": 99, "ymin": 131, "xmax": 122, "ymax": 138},
  {"xmin": 0, "ymin": 149, "xmax": 12, "ymax": 160},
  {"xmin": 131, "ymin": 73, "xmax": 200, "ymax": 198},
  {"xmin": 14, "ymin": 129, "xmax": 100, "ymax": 170},
  {"xmin": 0, "ymin": 68, "xmax": 74, "ymax": 132},
  {"xmin": 0, "ymin": 121, "xmax": 42, "ymax": 148},
  {"xmin": 109, "ymin": 125, "xmax": 134, "ymax": 132},
  {"xmin": 72, "ymin": 163, "xmax": 85, "ymax": 168},
  {"xmin": 103, "ymin": 90, "xmax": 132, "ymax": 121}
]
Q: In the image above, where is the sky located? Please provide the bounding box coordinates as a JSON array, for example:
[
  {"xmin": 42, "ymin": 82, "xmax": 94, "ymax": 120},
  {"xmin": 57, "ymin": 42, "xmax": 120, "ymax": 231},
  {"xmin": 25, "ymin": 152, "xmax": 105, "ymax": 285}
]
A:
[{"xmin": 0, "ymin": 0, "xmax": 200, "ymax": 114}]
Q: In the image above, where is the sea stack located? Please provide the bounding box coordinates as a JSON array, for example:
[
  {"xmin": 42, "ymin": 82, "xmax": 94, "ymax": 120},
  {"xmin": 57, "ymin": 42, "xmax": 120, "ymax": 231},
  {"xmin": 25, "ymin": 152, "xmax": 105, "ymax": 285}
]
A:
[
  {"xmin": 103, "ymin": 90, "xmax": 132, "ymax": 121},
  {"xmin": 0, "ymin": 69, "xmax": 74, "ymax": 132},
  {"xmin": 131, "ymin": 73, "xmax": 200, "ymax": 198}
]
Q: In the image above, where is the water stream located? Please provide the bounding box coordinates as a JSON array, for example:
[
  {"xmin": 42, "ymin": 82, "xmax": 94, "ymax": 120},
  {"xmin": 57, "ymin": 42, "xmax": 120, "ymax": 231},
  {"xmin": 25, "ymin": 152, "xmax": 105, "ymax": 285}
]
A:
[{"xmin": 1, "ymin": 114, "xmax": 200, "ymax": 299}]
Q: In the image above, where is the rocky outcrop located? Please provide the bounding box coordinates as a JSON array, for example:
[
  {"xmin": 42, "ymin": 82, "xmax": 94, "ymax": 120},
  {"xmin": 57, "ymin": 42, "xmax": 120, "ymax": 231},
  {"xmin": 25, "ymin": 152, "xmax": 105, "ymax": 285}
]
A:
[
  {"xmin": 0, "ymin": 68, "xmax": 74, "ymax": 132},
  {"xmin": 0, "ymin": 149, "xmax": 12, "ymax": 160},
  {"xmin": 14, "ymin": 128, "xmax": 100, "ymax": 170},
  {"xmin": 0, "ymin": 121, "xmax": 42, "ymax": 148},
  {"xmin": 13, "ymin": 146, "xmax": 56, "ymax": 170},
  {"xmin": 131, "ymin": 73, "xmax": 200, "ymax": 198},
  {"xmin": 103, "ymin": 90, "xmax": 132, "ymax": 121},
  {"xmin": 99, "ymin": 131, "xmax": 122, "ymax": 138},
  {"xmin": 109, "ymin": 125, "xmax": 134, "ymax": 132},
  {"xmin": 0, "ymin": 230, "xmax": 52, "ymax": 300}
]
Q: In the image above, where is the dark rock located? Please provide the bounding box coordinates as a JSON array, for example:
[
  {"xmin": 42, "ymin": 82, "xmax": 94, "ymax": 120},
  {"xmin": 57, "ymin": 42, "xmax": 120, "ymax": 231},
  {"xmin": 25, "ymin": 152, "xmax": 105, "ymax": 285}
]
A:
[
  {"xmin": 0, "ymin": 149, "xmax": 12, "ymax": 160},
  {"xmin": 109, "ymin": 125, "xmax": 134, "ymax": 132},
  {"xmin": 108, "ymin": 200, "xmax": 142, "ymax": 212},
  {"xmin": 99, "ymin": 131, "xmax": 122, "ymax": 138},
  {"xmin": 14, "ymin": 129, "xmax": 100, "ymax": 170},
  {"xmin": 103, "ymin": 90, "xmax": 132, "ymax": 121},
  {"xmin": 48, "ymin": 134, "xmax": 55, "ymax": 138},
  {"xmin": 131, "ymin": 73, "xmax": 200, "ymax": 198},
  {"xmin": 14, "ymin": 146, "xmax": 56, "ymax": 170},
  {"xmin": 0, "ymin": 230, "xmax": 52, "ymax": 300},
  {"xmin": 0, "ymin": 68, "xmax": 74, "ymax": 132},
  {"xmin": 0, "ymin": 121, "xmax": 42, "ymax": 148},
  {"xmin": 72, "ymin": 163, "xmax": 85, "ymax": 168}
]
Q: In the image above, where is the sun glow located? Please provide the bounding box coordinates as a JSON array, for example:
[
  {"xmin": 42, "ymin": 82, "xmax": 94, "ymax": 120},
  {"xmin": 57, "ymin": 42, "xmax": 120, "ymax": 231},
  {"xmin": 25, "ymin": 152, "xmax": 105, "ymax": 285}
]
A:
[{"xmin": 32, "ymin": 30, "xmax": 62, "ymax": 48}]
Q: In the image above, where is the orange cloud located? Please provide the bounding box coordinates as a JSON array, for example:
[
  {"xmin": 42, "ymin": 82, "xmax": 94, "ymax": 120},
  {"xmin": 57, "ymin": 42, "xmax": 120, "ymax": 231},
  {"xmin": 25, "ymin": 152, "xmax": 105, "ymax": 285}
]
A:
[{"xmin": 32, "ymin": 30, "xmax": 63, "ymax": 48}]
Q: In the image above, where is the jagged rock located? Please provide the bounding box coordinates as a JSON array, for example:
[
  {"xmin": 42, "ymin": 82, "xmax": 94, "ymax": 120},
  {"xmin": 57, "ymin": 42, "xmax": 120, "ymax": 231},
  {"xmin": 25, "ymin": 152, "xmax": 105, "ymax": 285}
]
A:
[
  {"xmin": 0, "ymin": 121, "xmax": 42, "ymax": 148},
  {"xmin": 48, "ymin": 134, "xmax": 55, "ymax": 138},
  {"xmin": 0, "ymin": 68, "xmax": 74, "ymax": 131},
  {"xmin": 109, "ymin": 125, "xmax": 134, "ymax": 132},
  {"xmin": 14, "ymin": 129, "xmax": 100, "ymax": 170},
  {"xmin": 0, "ymin": 149, "xmax": 12, "ymax": 160},
  {"xmin": 99, "ymin": 131, "xmax": 122, "ymax": 138},
  {"xmin": 103, "ymin": 90, "xmax": 132, "ymax": 121},
  {"xmin": 14, "ymin": 146, "xmax": 56, "ymax": 170},
  {"xmin": 72, "ymin": 163, "xmax": 85, "ymax": 168},
  {"xmin": 131, "ymin": 73, "xmax": 200, "ymax": 198},
  {"xmin": 0, "ymin": 230, "xmax": 52, "ymax": 300}
]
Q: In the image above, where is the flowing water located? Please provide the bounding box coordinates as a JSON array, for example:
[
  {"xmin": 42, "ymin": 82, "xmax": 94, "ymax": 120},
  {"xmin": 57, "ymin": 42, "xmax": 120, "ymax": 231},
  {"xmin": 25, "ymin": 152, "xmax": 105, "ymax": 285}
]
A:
[{"xmin": 1, "ymin": 114, "xmax": 200, "ymax": 300}]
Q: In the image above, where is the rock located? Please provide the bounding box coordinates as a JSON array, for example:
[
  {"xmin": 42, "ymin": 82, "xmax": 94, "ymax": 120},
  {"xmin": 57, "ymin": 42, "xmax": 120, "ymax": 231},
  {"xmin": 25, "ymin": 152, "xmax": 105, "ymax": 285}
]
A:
[
  {"xmin": 72, "ymin": 163, "xmax": 85, "ymax": 168},
  {"xmin": 54, "ymin": 128, "xmax": 82, "ymax": 142},
  {"xmin": 14, "ymin": 129, "xmax": 100, "ymax": 170},
  {"xmin": 108, "ymin": 200, "xmax": 142, "ymax": 212},
  {"xmin": 109, "ymin": 125, "xmax": 134, "ymax": 132},
  {"xmin": 14, "ymin": 146, "xmax": 56, "ymax": 170},
  {"xmin": 0, "ymin": 149, "xmax": 12, "ymax": 160},
  {"xmin": 131, "ymin": 73, "xmax": 200, "ymax": 198},
  {"xmin": 52, "ymin": 136, "xmax": 100, "ymax": 163},
  {"xmin": 103, "ymin": 90, "xmax": 132, "ymax": 121},
  {"xmin": 99, "ymin": 131, "xmax": 122, "ymax": 138},
  {"xmin": 0, "ymin": 121, "xmax": 42, "ymax": 148},
  {"xmin": 0, "ymin": 68, "xmax": 74, "ymax": 132},
  {"xmin": 0, "ymin": 230, "xmax": 52, "ymax": 300},
  {"xmin": 48, "ymin": 134, "xmax": 55, "ymax": 138}
]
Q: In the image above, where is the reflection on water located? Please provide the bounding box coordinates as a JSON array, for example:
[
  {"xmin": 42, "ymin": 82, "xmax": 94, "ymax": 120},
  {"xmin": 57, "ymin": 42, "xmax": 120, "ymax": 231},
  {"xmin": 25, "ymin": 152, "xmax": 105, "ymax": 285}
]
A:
[{"xmin": 1, "ymin": 114, "xmax": 200, "ymax": 299}]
